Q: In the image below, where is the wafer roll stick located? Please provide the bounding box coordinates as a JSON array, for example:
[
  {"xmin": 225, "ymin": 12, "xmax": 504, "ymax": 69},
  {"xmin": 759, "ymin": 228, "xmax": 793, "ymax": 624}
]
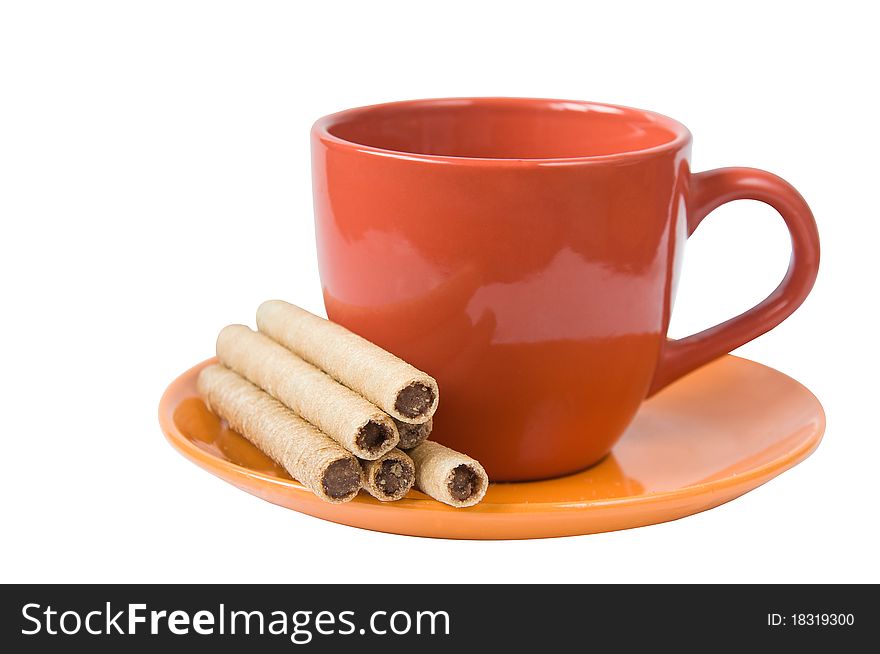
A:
[
  {"xmin": 197, "ymin": 364, "xmax": 363, "ymax": 503},
  {"xmin": 257, "ymin": 300, "xmax": 439, "ymax": 424},
  {"xmin": 216, "ymin": 325, "xmax": 398, "ymax": 460},
  {"xmin": 393, "ymin": 417, "xmax": 432, "ymax": 451},
  {"xmin": 409, "ymin": 441, "xmax": 488, "ymax": 508},
  {"xmin": 361, "ymin": 449, "xmax": 416, "ymax": 502}
]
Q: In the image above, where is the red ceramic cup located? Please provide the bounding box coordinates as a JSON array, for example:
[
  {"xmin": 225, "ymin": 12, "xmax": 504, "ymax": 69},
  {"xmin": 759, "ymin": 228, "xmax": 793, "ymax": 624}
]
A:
[{"xmin": 311, "ymin": 98, "xmax": 820, "ymax": 481}]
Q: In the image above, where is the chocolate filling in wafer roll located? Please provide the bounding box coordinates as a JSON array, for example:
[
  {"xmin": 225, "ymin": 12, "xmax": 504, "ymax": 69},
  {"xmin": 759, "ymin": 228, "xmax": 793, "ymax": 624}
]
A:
[
  {"xmin": 256, "ymin": 300, "xmax": 439, "ymax": 424},
  {"xmin": 361, "ymin": 448, "xmax": 415, "ymax": 502},
  {"xmin": 393, "ymin": 417, "xmax": 433, "ymax": 450},
  {"xmin": 409, "ymin": 440, "xmax": 488, "ymax": 508},
  {"xmin": 448, "ymin": 465, "xmax": 480, "ymax": 502},
  {"xmin": 322, "ymin": 459, "xmax": 363, "ymax": 500},
  {"xmin": 395, "ymin": 382, "xmax": 436, "ymax": 419},
  {"xmin": 197, "ymin": 364, "xmax": 362, "ymax": 503},
  {"xmin": 216, "ymin": 325, "xmax": 398, "ymax": 460}
]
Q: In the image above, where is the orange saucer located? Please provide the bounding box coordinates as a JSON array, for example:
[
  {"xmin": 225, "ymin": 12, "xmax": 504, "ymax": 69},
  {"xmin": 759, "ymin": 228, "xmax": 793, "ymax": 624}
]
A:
[{"xmin": 159, "ymin": 356, "xmax": 824, "ymax": 539}]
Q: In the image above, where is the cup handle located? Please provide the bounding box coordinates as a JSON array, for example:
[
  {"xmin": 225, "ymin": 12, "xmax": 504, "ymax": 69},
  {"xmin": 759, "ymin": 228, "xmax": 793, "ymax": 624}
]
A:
[{"xmin": 648, "ymin": 167, "xmax": 820, "ymax": 396}]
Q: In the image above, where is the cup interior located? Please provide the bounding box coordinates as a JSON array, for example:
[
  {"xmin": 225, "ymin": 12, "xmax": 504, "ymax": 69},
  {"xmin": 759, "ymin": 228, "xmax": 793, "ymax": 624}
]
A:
[{"xmin": 321, "ymin": 98, "xmax": 688, "ymax": 160}]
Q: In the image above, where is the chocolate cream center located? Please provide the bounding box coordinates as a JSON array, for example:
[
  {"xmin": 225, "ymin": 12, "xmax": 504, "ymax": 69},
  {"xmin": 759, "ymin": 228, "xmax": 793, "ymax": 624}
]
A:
[
  {"xmin": 448, "ymin": 464, "xmax": 479, "ymax": 501},
  {"xmin": 394, "ymin": 383, "xmax": 435, "ymax": 419},
  {"xmin": 356, "ymin": 421, "xmax": 394, "ymax": 454},
  {"xmin": 322, "ymin": 458, "xmax": 361, "ymax": 499},
  {"xmin": 375, "ymin": 459, "xmax": 413, "ymax": 497}
]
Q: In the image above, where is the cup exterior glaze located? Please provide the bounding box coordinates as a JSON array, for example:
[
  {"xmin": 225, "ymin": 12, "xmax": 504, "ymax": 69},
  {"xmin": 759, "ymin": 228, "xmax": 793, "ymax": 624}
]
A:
[{"xmin": 311, "ymin": 98, "xmax": 819, "ymax": 481}]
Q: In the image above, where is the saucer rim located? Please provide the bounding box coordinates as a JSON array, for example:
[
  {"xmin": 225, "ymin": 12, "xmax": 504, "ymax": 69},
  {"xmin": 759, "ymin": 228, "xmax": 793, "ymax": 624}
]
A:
[{"xmin": 159, "ymin": 356, "xmax": 825, "ymax": 516}]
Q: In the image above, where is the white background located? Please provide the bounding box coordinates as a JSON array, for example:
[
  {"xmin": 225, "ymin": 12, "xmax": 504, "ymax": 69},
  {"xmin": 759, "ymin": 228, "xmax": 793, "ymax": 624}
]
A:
[{"xmin": 2, "ymin": 1, "xmax": 877, "ymax": 584}]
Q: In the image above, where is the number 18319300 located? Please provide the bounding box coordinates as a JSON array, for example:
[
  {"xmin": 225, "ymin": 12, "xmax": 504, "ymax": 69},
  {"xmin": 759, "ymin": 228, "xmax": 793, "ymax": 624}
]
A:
[{"xmin": 768, "ymin": 613, "xmax": 855, "ymax": 627}]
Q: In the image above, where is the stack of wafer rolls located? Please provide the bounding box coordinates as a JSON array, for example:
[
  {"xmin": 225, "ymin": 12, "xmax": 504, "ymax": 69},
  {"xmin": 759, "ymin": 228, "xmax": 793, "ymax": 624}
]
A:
[{"xmin": 197, "ymin": 300, "xmax": 488, "ymax": 508}]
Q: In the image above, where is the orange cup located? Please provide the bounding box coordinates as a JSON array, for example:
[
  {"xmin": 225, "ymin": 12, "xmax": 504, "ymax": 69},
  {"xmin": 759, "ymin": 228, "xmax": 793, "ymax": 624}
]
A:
[{"xmin": 311, "ymin": 98, "xmax": 819, "ymax": 481}]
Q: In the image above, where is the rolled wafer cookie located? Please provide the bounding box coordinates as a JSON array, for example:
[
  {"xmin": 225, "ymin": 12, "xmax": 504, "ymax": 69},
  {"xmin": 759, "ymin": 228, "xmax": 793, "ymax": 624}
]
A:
[
  {"xmin": 257, "ymin": 300, "xmax": 438, "ymax": 424},
  {"xmin": 197, "ymin": 364, "xmax": 363, "ymax": 503},
  {"xmin": 217, "ymin": 325, "xmax": 398, "ymax": 460},
  {"xmin": 360, "ymin": 448, "xmax": 416, "ymax": 502},
  {"xmin": 409, "ymin": 440, "xmax": 488, "ymax": 508},
  {"xmin": 393, "ymin": 417, "xmax": 432, "ymax": 450}
]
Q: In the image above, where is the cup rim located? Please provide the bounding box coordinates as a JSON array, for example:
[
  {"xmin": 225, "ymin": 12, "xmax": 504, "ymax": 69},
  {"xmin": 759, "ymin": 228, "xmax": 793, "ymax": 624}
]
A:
[{"xmin": 312, "ymin": 97, "xmax": 692, "ymax": 167}]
